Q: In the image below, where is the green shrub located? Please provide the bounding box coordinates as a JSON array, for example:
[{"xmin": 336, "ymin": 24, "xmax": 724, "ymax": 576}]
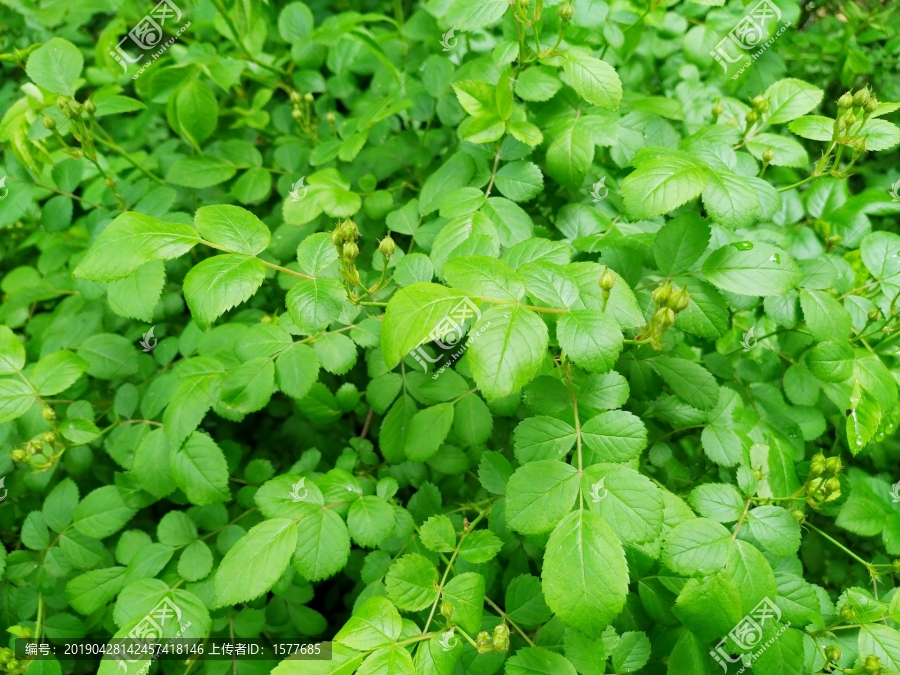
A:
[{"xmin": 1, "ymin": 1, "xmax": 900, "ymax": 674}]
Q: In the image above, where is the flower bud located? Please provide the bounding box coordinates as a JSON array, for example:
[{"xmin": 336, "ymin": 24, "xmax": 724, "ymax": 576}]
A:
[
  {"xmin": 68, "ymin": 100, "xmax": 82, "ymax": 116},
  {"xmin": 751, "ymin": 95, "xmax": 768, "ymax": 113},
  {"xmin": 809, "ymin": 453, "xmax": 825, "ymax": 477},
  {"xmin": 342, "ymin": 241, "xmax": 359, "ymax": 260},
  {"xmin": 712, "ymin": 103, "xmax": 725, "ymax": 118},
  {"xmin": 851, "ymin": 137, "xmax": 867, "ymax": 154},
  {"xmin": 599, "ymin": 267, "xmax": 616, "ymax": 292},
  {"xmin": 557, "ymin": 1, "xmax": 575, "ymax": 22},
  {"xmin": 655, "ymin": 307, "xmax": 676, "ymax": 329},
  {"xmin": 56, "ymin": 95, "xmax": 68, "ymax": 109},
  {"xmin": 824, "ymin": 477, "xmax": 841, "ymax": 495},
  {"xmin": 823, "ymin": 456, "xmax": 842, "ymax": 475},
  {"xmin": 41, "ymin": 406, "xmax": 55, "ymax": 421},
  {"xmin": 291, "ymin": 109, "xmax": 303, "ymax": 120},
  {"xmin": 261, "ymin": 315, "xmax": 272, "ymax": 324},
  {"xmin": 340, "ymin": 219, "xmax": 359, "ymax": 241},
  {"xmin": 837, "ymin": 92, "xmax": 853, "ymax": 109},
  {"xmin": 839, "ymin": 605, "xmax": 856, "ymax": 622},
  {"xmin": 791, "ymin": 510, "xmax": 805, "ymax": 524},
  {"xmin": 476, "ymin": 631, "xmax": 495, "ymax": 653},
  {"xmin": 864, "ymin": 654, "xmax": 883, "ymax": 675},
  {"xmin": 843, "ymin": 111, "xmax": 857, "ymax": 126},
  {"xmin": 892, "ymin": 559, "xmax": 900, "ymax": 574},
  {"xmin": 70, "ymin": 149, "xmax": 83, "ymax": 159},
  {"xmin": 42, "ymin": 115, "xmax": 56, "ymax": 130},
  {"xmin": 83, "ymin": 99, "xmax": 97, "ymax": 114},
  {"xmin": 331, "ymin": 227, "xmax": 343, "ymax": 246},
  {"xmin": 289, "ymin": 91, "xmax": 302, "ymax": 104},
  {"xmin": 825, "ymin": 645, "xmax": 841, "ymax": 662},
  {"xmin": 304, "ymin": 93, "xmax": 314, "ymax": 102},
  {"xmin": 868, "ymin": 308, "xmax": 882, "ymax": 322},
  {"xmin": 11, "ymin": 449, "xmax": 27, "ymax": 462},
  {"xmin": 440, "ymin": 601, "xmax": 454, "ymax": 620},
  {"xmin": 105, "ymin": 177, "xmax": 116, "ymax": 189},
  {"xmin": 668, "ymin": 287, "xmax": 690, "ymax": 313},
  {"xmin": 378, "ymin": 236, "xmax": 396, "ymax": 258},
  {"xmin": 745, "ymin": 110, "xmax": 758, "ymax": 124},
  {"xmin": 762, "ymin": 148, "xmax": 775, "ymax": 163},
  {"xmin": 492, "ymin": 623, "xmax": 510, "ymax": 652},
  {"xmin": 853, "ymin": 88, "xmax": 870, "ymax": 108},
  {"xmin": 652, "ymin": 283, "xmax": 672, "ymax": 306},
  {"xmin": 326, "ymin": 111, "xmax": 336, "ymax": 123},
  {"xmin": 42, "ymin": 432, "xmax": 55, "ymax": 444},
  {"xmin": 866, "ymin": 96, "xmax": 878, "ymax": 113}
]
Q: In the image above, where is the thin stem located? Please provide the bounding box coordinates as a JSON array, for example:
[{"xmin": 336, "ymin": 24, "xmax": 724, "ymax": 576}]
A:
[
  {"xmin": 807, "ymin": 522, "xmax": 874, "ymax": 572},
  {"xmin": 484, "ymin": 146, "xmax": 502, "ymax": 197},
  {"xmin": 563, "ymin": 364, "xmax": 584, "ymax": 509},
  {"xmin": 484, "ymin": 597, "xmax": 535, "ymax": 647},
  {"xmin": 92, "ymin": 128, "xmax": 164, "ymax": 184},
  {"xmin": 732, "ymin": 499, "xmax": 751, "ymax": 540}
]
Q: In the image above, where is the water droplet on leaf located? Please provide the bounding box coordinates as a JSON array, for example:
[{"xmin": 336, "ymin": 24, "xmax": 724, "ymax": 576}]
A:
[{"xmin": 732, "ymin": 241, "xmax": 754, "ymax": 251}]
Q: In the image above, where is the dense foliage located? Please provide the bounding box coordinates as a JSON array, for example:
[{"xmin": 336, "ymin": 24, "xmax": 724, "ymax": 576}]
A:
[{"xmin": 2, "ymin": 0, "xmax": 900, "ymax": 674}]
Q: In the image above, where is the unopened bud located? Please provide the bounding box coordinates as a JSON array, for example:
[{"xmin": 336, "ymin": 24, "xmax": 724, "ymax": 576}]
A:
[
  {"xmin": 83, "ymin": 99, "xmax": 97, "ymax": 114},
  {"xmin": 853, "ymin": 88, "xmax": 870, "ymax": 108},
  {"xmin": 342, "ymin": 241, "xmax": 359, "ymax": 260},
  {"xmin": 668, "ymin": 287, "xmax": 690, "ymax": 313},
  {"xmin": 378, "ymin": 236, "xmax": 396, "ymax": 258},
  {"xmin": 67, "ymin": 100, "xmax": 82, "ymax": 116},
  {"xmin": 326, "ymin": 111, "xmax": 336, "ymax": 123},
  {"xmin": 655, "ymin": 307, "xmax": 676, "ymax": 329},
  {"xmin": 745, "ymin": 110, "xmax": 758, "ymax": 124},
  {"xmin": 41, "ymin": 406, "xmax": 55, "ymax": 421},
  {"xmin": 291, "ymin": 109, "xmax": 303, "ymax": 120},
  {"xmin": 42, "ymin": 432, "xmax": 55, "ymax": 444},
  {"xmin": 440, "ymin": 601, "xmax": 454, "ymax": 620},
  {"xmin": 557, "ymin": 1, "xmax": 575, "ymax": 22},
  {"xmin": 851, "ymin": 137, "xmax": 867, "ymax": 154},
  {"xmin": 892, "ymin": 559, "xmax": 900, "ymax": 574},
  {"xmin": 762, "ymin": 148, "xmax": 775, "ymax": 163},
  {"xmin": 289, "ymin": 91, "xmax": 302, "ymax": 104},
  {"xmin": 868, "ymin": 308, "xmax": 882, "ymax": 322},
  {"xmin": 791, "ymin": 509, "xmax": 805, "ymax": 524},
  {"xmin": 331, "ymin": 227, "xmax": 343, "ymax": 246},
  {"xmin": 42, "ymin": 115, "xmax": 56, "ymax": 130},
  {"xmin": 492, "ymin": 623, "xmax": 510, "ymax": 652},
  {"xmin": 304, "ymin": 93, "xmax": 314, "ymax": 102},
  {"xmin": 57, "ymin": 96, "xmax": 68, "ymax": 109},
  {"xmin": 599, "ymin": 267, "xmax": 616, "ymax": 292},
  {"xmin": 104, "ymin": 177, "xmax": 116, "ymax": 189},
  {"xmin": 11, "ymin": 449, "xmax": 27, "ymax": 462},
  {"xmin": 751, "ymin": 95, "xmax": 768, "ymax": 113},
  {"xmin": 864, "ymin": 654, "xmax": 883, "ymax": 675},
  {"xmin": 825, "ymin": 645, "xmax": 842, "ymax": 662},
  {"xmin": 652, "ymin": 283, "xmax": 672, "ymax": 306},
  {"xmin": 823, "ymin": 456, "xmax": 842, "ymax": 475},
  {"xmin": 824, "ymin": 477, "xmax": 841, "ymax": 495},
  {"xmin": 843, "ymin": 111, "xmax": 857, "ymax": 126},
  {"xmin": 809, "ymin": 453, "xmax": 825, "ymax": 477},
  {"xmin": 837, "ymin": 92, "xmax": 853, "ymax": 109},
  {"xmin": 839, "ymin": 605, "xmax": 856, "ymax": 622},
  {"xmin": 476, "ymin": 631, "xmax": 495, "ymax": 653},
  {"xmin": 260, "ymin": 315, "xmax": 272, "ymax": 324},
  {"xmin": 711, "ymin": 102, "xmax": 725, "ymax": 119},
  {"xmin": 866, "ymin": 97, "xmax": 878, "ymax": 113}
]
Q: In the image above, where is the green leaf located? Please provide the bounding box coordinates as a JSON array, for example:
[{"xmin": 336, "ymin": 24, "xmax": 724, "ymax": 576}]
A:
[
  {"xmin": 468, "ymin": 304, "xmax": 549, "ymax": 400},
  {"xmin": 357, "ymin": 646, "xmax": 415, "ymax": 675},
  {"xmin": 26, "ymin": 38, "xmax": 83, "ymax": 96},
  {"xmin": 65, "ymin": 568, "xmax": 126, "ymax": 615},
  {"xmin": 294, "ymin": 507, "xmax": 351, "ymax": 581},
  {"xmin": 194, "ymin": 205, "xmax": 270, "ymax": 255},
  {"xmin": 442, "ymin": 572, "xmax": 484, "ymax": 633},
  {"xmin": 73, "ymin": 486, "xmax": 136, "ymax": 539},
  {"xmin": 77, "ymin": 333, "xmax": 139, "ymax": 380},
  {"xmin": 545, "ymin": 118, "xmax": 593, "ymax": 190},
  {"xmin": 43, "ymin": 478, "xmax": 79, "ymax": 532},
  {"xmin": 176, "ymin": 80, "xmax": 219, "ymax": 150},
  {"xmin": 799, "ymin": 288, "xmax": 852, "ymax": 342},
  {"xmin": 0, "ymin": 327, "xmax": 24, "ymax": 374},
  {"xmin": 170, "ymin": 431, "xmax": 231, "ymax": 505},
  {"xmin": 347, "ymin": 496, "xmax": 395, "ymax": 548},
  {"xmin": 702, "ymin": 168, "xmax": 760, "ymax": 229},
  {"xmin": 385, "ymin": 554, "xmax": 439, "ymax": 611},
  {"xmin": 29, "ymin": 350, "xmax": 88, "ymax": 396},
  {"xmin": 514, "ymin": 416, "xmax": 577, "ymax": 463},
  {"xmin": 806, "ymin": 341, "xmax": 854, "ymax": 382},
  {"xmin": 443, "ymin": 255, "xmax": 526, "ymax": 301},
  {"xmin": 458, "ymin": 529, "xmax": 502, "ymax": 562},
  {"xmin": 652, "ymin": 358, "xmax": 719, "ymax": 411},
  {"xmin": 611, "ymin": 632, "xmax": 651, "ymax": 674},
  {"xmin": 542, "ymin": 510, "xmax": 629, "ymax": 637},
  {"xmin": 75, "ymin": 212, "xmax": 199, "ymax": 282},
  {"xmin": 506, "ymin": 647, "xmax": 577, "ymax": 675},
  {"xmin": 557, "ymin": 310, "xmax": 624, "ymax": 373},
  {"xmin": 166, "ymin": 156, "xmax": 237, "ymax": 188},
  {"xmin": 746, "ymin": 133, "xmax": 809, "ymax": 168},
  {"xmin": 419, "ymin": 153, "xmax": 475, "ymax": 215},
  {"xmin": 215, "ymin": 518, "xmax": 298, "ymax": 606},
  {"xmin": 672, "ymin": 571, "xmax": 742, "ymax": 642},
  {"xmin": 445, "ymin": 0, "xmax": 508, "ymax": 31},
  {"xmin": 583, "ymin": 465, "xmax": 663, "ymax": 544},
  {"xmin": 688, "ymin": 484, "xmax": 744, "ymax": 523},
  {"xmin": 404, "ymin": 403, "xmax": 454, "ymax": 462},
  {"xmin": 494, "ymin": 161, "xmax": 544, "ymax": 202},
  {"xmin": 276, "ymin": 343, "xmax": 319, "ymax": 399},
  {"xmin": 747, "ymin": 506, "xmax": 802, "ymax": 556},
  {"xmin": 505, "ymin": 574, "xmax": 553, "ymax": 628},
  {"xmin": 381, "ymin": 283, "xmax": 476, "ymax": 368},
  {"xmin": 183, "ymin": 254, "xmax": 266, "ymax": 331},
  {"xmin": 621, "ymin": 156, "xmax": 707, "ymax": 220},
  {"xmin": 661, "ymin": 518, "xmax": 735, "ymax": 576},
  {"xmin": 506, "ymin": 460, "xmax": 580, "ymax": 534},
  {"xmin": 562, "ymin": 51, "xmax": 622, "ymax": 110},
  {"xmin": 701, "ymin": 242, "xmax": 801, "ymax": 296},
  {"xmin": 334, "ymin": 596, "xmax": 401, "ymax": 651},
  {"xmin": 286, "ymin": 277, "xmax": 348, "ymax": 336},
  {"xmin": 0, "ymin": 379, "xmax": 35, "ymax": 423},
  {"xmin": 654, "ymin": 214, "xmax": 710, "ymax": 275},
  {"xmin": 107, "ymin": 260, "xmax": 165, "ymax": 322},
  {"xmin": 788, "ymin": 115, "xmax": 834, "ymax": 141},
  {"xmin": 764, "ymin": 79, "xmax": 825, "ymax": 125},
  {"xmin": 580, "ymin": 410, "xmax": 648, "ymax": 463}
]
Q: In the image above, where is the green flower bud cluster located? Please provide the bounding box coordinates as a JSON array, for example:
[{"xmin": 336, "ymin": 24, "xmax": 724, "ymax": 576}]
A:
[
  {"xmin": 474, "ymin": 624, "xmax": 511, "ymax": 653},
  {"xmin": 644, "ymin": 283, "xmax": 690, "ymax": 349},
  {"xmin": 807, "ymin": 453, "xmax": 843, "ymax": 505}
]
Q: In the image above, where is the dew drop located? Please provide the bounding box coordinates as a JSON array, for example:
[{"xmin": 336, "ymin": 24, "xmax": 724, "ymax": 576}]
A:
[{"xmin": 732, "ymin": 241, "xmax": 754, "ymax": 251}]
